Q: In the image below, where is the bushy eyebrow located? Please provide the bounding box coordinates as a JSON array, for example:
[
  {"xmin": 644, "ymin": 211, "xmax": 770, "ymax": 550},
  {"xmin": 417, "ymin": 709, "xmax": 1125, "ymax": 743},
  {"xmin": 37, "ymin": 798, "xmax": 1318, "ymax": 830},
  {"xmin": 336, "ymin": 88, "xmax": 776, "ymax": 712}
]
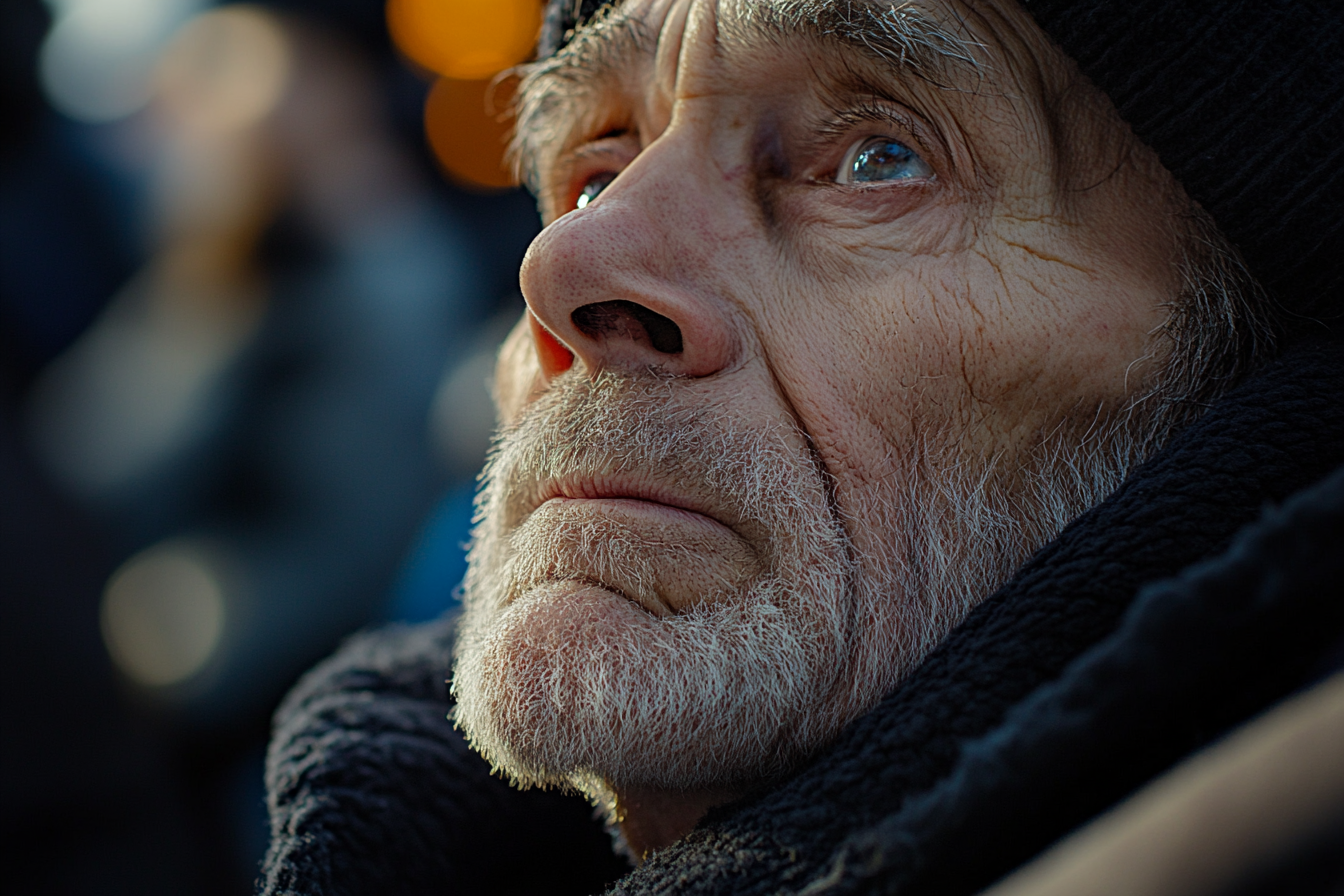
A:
[
  {"xmin": 510, "ymin": 3, "xmax": 653, "ymax": 193},
  {"xmin": 510, "ymin": 0, "xmax": 986, "ymax": 193},
  {"xmin": 724, "ymin": 0, "xmax": 985, "ymax": 85}
]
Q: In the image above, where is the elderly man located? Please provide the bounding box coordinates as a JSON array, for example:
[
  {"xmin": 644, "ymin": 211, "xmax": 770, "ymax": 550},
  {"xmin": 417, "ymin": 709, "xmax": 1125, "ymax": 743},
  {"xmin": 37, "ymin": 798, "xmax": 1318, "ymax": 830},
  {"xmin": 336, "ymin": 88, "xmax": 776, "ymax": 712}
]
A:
[{"xmin": 261, "ymin": 1, "xmax": 1343, "ymax": 894}]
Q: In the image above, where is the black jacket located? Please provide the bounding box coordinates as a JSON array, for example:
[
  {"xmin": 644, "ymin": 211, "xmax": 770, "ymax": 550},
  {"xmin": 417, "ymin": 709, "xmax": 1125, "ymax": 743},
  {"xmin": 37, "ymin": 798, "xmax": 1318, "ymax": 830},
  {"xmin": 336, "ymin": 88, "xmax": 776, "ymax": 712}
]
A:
[{"xmin": 260, "ymin": 337, "xmax": 1344, "ymax": 896}]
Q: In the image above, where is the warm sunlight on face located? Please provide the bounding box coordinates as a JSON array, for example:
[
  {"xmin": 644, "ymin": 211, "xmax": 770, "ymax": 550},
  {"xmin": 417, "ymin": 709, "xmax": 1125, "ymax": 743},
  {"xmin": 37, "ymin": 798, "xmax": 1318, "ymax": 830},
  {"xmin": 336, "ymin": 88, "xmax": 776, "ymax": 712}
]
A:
[{"xmin": 453, "ymin": 0, "xmax": 1194, "ymax": 837}]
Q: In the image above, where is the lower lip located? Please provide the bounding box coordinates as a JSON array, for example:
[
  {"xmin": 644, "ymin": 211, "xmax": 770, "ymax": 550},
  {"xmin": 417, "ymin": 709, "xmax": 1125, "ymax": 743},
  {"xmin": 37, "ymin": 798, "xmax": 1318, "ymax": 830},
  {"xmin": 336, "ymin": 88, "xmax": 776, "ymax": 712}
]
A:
[{"xmin": 522, "ymin": 496, "xmax": 756, "ymax": 615}]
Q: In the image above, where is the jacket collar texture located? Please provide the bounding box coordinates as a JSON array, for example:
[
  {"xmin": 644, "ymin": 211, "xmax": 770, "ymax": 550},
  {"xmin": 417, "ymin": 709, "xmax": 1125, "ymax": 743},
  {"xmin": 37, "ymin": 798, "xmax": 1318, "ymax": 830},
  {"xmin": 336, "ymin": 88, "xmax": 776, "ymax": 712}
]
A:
[{"xmin": 260, "ymin": 338, "xmax": 1344, "ymax": 896}]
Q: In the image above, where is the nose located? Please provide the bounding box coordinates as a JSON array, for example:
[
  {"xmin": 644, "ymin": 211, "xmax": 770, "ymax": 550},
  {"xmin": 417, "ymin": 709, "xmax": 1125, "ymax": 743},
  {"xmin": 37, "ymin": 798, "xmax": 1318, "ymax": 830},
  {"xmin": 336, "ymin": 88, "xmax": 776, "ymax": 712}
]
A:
[{"xmin": 518, "ymin": 145, "xmax": 740, "ymax": 382}]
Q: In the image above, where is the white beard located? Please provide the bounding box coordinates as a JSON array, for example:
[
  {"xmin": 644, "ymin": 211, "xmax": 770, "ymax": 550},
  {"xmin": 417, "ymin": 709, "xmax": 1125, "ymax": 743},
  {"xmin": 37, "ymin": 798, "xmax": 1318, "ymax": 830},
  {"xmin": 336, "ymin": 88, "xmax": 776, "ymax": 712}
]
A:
[{"xmin": 451, "ymin": 372, "xmax": 1140, "ymax": 800}]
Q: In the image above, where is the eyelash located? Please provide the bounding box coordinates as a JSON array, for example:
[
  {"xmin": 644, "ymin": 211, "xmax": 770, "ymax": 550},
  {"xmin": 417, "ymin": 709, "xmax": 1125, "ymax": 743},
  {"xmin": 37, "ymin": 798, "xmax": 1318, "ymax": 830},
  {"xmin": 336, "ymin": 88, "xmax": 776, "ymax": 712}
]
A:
[
  {"xmin": 820, "ymin": 102, "xmax": 918, "ymax": 138},
  {"xmin": 555, "ymin": 130, "xmax": 636, "ymax": 212},
  {"xmin": 809, "ymin": 101, "xmax": 937, "ymax": 175},
  {"xmin": 553, "ymin": 100, "xmax": 936, "ymax": 211}
]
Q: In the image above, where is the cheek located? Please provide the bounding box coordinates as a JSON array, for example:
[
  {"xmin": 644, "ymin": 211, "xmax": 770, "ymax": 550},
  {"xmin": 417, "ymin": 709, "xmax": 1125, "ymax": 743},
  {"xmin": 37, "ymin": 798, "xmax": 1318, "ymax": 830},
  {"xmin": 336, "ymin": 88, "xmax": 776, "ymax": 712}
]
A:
[
  {"xmin": 759, "ymin": 204, "xmax": 997, "ymax": 448},
  {"xmin": 764, "ymin": 259, "xmax": 977, "ymax": 421},
  {"xmin": 755, "ymin": 243, "xmax": 1162, "ymax": 496},
  {"xmin": 959, "ymin": 238, "xmax": 1170, "ymax": 413},
  {"xmin": 753, "ymin": 266, "xmax": 971, "ymax": 509}
]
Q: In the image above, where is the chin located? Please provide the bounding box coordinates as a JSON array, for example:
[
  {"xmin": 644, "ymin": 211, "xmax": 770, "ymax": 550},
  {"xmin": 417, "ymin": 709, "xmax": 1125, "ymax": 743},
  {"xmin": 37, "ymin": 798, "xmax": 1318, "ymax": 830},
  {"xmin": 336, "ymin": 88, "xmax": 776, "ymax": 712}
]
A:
[
  {"xmin": 450, "ymin": 370, "xmax": 1130, "ymax": 798},
  {"xmin": 452, "ymin": 563, "xmax": 861, "ymax": 793}
]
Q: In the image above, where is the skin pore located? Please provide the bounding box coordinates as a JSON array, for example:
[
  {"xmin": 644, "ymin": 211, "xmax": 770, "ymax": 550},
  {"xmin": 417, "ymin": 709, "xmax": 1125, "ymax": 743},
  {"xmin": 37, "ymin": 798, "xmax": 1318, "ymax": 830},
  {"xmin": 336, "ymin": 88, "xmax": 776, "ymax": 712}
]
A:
[{"xmin": 456, "ymin": 0, "xmax": 1195, "ymax": 861}]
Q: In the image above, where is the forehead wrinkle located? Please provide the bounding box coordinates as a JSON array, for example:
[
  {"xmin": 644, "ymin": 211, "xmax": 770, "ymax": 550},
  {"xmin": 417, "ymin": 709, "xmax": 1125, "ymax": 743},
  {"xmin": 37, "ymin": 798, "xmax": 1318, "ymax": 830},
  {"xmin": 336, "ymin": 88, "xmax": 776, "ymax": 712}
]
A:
[
  {"xmin": 512, "ymin": 0, "xmax": 991, "ymax": 194},
  {"xmin": 719, "ymin": 0, "xmax": 988, "ymax": 91}
]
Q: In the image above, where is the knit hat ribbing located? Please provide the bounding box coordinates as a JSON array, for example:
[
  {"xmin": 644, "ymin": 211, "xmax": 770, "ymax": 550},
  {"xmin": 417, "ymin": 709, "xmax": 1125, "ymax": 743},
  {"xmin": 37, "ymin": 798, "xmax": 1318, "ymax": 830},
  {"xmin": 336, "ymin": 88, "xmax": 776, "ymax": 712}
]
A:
[
  {"xmin": 538, "ymin": 0, "xmax": 608, "ymax": 60},
  {"xmin": 1022, "ymin": 0, "xmax": 1342, "ymax": 321},
  {"xmin": 538, "ymin": 0, "xmax": 1343, "ymax": 323}
]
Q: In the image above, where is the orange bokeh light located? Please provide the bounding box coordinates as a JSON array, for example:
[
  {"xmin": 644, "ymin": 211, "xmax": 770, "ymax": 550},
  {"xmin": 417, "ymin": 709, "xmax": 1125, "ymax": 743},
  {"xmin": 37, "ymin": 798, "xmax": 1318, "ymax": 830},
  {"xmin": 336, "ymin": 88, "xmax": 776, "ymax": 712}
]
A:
[
  {"xmin": 424, "ymin": 75, "xmax": 519, "ymax": 191},
  {"xmin": 387, "ymin": 0, "xmax": 542, "ymax": 80}
]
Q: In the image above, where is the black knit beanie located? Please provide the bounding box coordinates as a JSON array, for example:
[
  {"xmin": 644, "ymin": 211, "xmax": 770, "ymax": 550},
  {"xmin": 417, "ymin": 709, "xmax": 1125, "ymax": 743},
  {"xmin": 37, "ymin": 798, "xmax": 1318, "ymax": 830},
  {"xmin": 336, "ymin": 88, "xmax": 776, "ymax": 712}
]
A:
[{"xmin": 538, "ymin": 0, "xmax": 1342, "ymax": 328}]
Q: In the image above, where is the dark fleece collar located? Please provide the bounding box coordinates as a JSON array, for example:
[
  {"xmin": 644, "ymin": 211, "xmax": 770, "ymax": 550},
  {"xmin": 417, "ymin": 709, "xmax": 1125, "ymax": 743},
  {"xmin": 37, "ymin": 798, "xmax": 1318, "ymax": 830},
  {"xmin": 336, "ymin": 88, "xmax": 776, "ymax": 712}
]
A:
[
  {"xmin": 260, "ymin": 339, "xmax": 1344, "ymax": 896},
  {"xmin": 614, "ymin": 337, "xmax": 1344, "ymax": 895}
]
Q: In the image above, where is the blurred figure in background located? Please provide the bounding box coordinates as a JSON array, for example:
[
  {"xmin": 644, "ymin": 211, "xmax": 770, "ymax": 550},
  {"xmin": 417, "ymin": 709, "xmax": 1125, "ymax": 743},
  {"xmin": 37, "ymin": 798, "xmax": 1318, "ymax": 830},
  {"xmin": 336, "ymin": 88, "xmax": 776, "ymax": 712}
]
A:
[
  {"xmin": 3, "ymin": 2, "xmax": 211, "ymax": 891},
  {"xmin": 3, "ymin": 0, "xmax": 538, "ymax": 891},
  {"xmin": 389, "ymin": 299, "xmax": 523, "ymax": 624},
  {"xmin": 26, "ymin": 4, "xmax": 485, "ymax": 725}
]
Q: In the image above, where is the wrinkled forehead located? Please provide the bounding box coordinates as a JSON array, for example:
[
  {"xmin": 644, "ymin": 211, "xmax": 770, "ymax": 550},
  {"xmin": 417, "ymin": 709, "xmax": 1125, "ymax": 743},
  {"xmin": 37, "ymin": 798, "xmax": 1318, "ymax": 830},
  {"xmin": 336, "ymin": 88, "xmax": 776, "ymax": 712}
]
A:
[
  {"xmin": 539, "ymin": 0, "xmax": 993, "ymax": 87},
  {"xmin": 517, "ymin": 0, "xmax": 1012, "ymax": 185}
]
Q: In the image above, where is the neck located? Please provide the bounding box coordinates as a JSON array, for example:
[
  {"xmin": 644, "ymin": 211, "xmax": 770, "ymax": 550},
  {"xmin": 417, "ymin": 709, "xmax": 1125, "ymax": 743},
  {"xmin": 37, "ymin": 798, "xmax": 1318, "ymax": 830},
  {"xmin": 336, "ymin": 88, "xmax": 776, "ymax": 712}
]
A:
[{"xmin": 614, "ymin": 786, "xmax": 739, "ymax": 862}]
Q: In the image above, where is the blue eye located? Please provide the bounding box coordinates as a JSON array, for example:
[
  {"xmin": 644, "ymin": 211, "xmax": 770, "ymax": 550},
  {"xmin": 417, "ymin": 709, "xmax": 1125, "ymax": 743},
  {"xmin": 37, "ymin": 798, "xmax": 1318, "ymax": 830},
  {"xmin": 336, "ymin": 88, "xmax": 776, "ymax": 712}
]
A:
[
  {"xmin": 576, "ymin": 172, "xmax": 617, "ymax": 209},
  {"xmin": 838, "ymin": 137, "xmax": 932, "ymax": 184}
]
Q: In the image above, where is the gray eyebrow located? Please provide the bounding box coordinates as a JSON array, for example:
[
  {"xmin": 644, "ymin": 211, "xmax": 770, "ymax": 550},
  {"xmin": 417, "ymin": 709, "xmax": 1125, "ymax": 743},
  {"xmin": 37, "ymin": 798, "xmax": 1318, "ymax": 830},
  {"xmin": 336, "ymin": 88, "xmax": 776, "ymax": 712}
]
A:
[
  {"xmin": 723, "ymin": 0, "xmax": 986, "ymax": 85},
  {"xmin": 510, "ymin": 3, "xmax": 654, "ymax": 193},
  {"xmin": 510, "ymin": 0, "xmax": 986, "ymax": 193}
]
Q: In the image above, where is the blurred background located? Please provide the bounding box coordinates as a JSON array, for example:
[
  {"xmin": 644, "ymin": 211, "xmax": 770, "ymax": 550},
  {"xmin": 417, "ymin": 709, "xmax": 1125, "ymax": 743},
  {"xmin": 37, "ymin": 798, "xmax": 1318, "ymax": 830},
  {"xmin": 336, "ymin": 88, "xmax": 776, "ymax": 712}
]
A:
[{"xmin": 1, "ymin": 0, "xmax": 543, "ymax": 891}]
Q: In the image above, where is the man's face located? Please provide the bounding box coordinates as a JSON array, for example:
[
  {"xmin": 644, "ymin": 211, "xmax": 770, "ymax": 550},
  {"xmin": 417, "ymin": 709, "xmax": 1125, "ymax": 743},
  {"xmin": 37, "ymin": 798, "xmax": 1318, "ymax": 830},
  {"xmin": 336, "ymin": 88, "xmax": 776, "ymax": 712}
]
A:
[{"xmin": 454, "ymin": 0, "xmax": 1186, "ymax": 800}]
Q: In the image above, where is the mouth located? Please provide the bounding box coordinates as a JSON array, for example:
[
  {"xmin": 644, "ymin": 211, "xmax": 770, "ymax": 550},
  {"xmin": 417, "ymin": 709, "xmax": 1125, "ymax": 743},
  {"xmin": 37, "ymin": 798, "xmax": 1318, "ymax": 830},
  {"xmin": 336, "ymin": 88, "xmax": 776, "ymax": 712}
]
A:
[
  {"xmin": 523, "ymin": 474, "xmax": 733, "ymax": 532},
  {"xmin": 504, "ymin": 473, "xmax": 760, "ymax": 616}
]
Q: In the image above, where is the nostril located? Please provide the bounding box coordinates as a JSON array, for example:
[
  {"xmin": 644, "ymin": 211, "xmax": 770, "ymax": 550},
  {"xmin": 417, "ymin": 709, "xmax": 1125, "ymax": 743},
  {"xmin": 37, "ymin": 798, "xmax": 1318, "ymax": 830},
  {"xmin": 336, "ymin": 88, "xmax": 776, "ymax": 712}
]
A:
[{"xmin": 572, "ymin": 300, "xmax": 684, "ymax": 355}]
